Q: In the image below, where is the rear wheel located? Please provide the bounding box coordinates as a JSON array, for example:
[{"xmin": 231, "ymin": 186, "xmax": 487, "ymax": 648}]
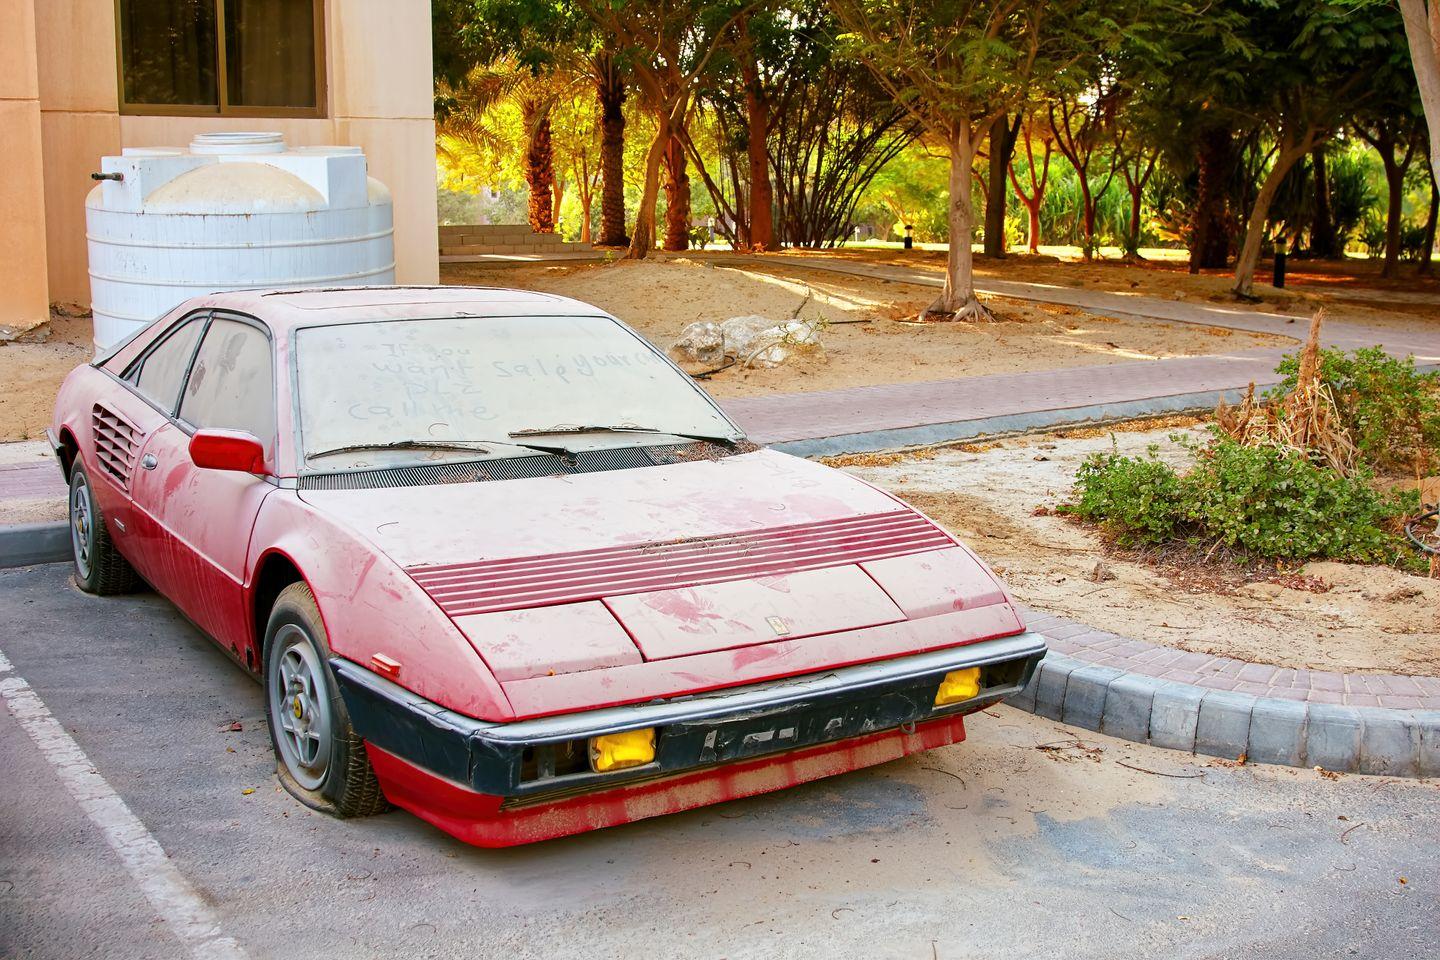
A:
[
  {"xmin": 263, "ymin": 582, "xmax": 389, "ymax": 817},
  {"xmin": 69, "ymin": 463, "xmax": 140, "ymax": 595}
]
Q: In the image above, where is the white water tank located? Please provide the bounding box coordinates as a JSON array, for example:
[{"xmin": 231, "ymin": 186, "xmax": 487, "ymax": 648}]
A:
[{"xmin": 86, "ymin": 131, "xmax": 394, "ymax": 348}]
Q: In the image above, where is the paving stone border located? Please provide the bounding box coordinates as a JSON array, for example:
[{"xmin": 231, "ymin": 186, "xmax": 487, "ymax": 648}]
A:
[{"xmin": 1014, "ymin": 608, "xmax": 1440, "ymax": 777}]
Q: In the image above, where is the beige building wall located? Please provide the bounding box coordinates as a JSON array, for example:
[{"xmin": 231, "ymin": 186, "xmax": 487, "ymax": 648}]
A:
[
  {"xmin": 0, "ymin": 0, "xmax": 51, "ymax": 333},
  {"xmin": 2, "ymin": 0, "xmax": 438, "ymax": 325}
]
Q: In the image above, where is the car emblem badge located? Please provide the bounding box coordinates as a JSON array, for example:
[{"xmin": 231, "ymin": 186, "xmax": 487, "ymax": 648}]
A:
[{"xmin": 767, "ymin": 616, "xmax": 790, "ymax": 637}]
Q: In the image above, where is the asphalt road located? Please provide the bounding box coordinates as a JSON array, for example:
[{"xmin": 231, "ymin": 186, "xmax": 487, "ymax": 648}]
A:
[{"xmin": 2, "ymin": 562, "xmax": 1436, "ymax": 960}]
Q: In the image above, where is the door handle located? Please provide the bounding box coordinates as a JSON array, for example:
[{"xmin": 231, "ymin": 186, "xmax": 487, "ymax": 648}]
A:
[{"xmin": 140, "ymin": 454, "xmax": 158, "ymax": 470}]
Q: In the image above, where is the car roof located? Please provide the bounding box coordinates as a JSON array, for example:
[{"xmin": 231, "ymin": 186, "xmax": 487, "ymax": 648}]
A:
[{"xmin": 192, "ymin": 286, "xmax": 611, "ymax": 332}]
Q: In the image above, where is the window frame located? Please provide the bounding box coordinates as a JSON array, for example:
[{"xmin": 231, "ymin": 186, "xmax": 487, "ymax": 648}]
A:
[
  {"xmin": 114, "ymin": 0, "xmax": 327, "ymax": 119},
  {"xmin": 174, "ymin": 312, "xmax": 280, "ymax": 455},
  {"xmin": 121, "ymin": 310, "xmax": 212, "ymax": 417}
]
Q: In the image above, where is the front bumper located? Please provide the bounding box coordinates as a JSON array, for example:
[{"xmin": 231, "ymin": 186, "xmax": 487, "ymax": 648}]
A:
[{"xmin": 332, "ymin": 631, "xmax": 1046, "ymax": 802}]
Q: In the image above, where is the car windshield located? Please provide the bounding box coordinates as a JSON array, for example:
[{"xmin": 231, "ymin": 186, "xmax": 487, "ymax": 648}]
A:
[{"xmin": 293, "ymin": 314, "xmax": 741, "ymax": 464}]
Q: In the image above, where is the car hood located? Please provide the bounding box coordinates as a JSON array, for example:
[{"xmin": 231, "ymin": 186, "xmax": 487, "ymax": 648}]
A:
[
  {"xmin": 298, "ymin": 448, "xmax": 901, "ymax": 568},
  {"xmin": 299, "ymin": 449, "xmax": 1016, "ymax": 686}
]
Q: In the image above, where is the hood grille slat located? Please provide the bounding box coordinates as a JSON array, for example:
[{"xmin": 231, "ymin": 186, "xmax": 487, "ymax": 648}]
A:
[{"xmin": 408, "ymin": 510, "xmax": 952, "ymax": 618}]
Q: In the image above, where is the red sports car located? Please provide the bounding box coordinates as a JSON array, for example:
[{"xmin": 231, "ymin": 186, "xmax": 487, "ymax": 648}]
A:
[{"xmin": 48, "ymin": 286, "xmax": 1045, "ymax": 846}]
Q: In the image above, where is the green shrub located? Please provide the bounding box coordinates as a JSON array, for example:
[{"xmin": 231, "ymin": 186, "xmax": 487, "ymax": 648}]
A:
[
  {"xmin": 1062, "ymin": 446, "xmax": 1184, "ymax": 545},
  {"xmin": 1062, "ymin": 437, "xmax": 1421, "ymax": 568},
  {"xmin": 1272, "ymin": 346, "xmax": 1440, "ymax": 472},
  {"xmin": 1180, "ymin": 439, "xmax": 1417, "ymax": 565}
]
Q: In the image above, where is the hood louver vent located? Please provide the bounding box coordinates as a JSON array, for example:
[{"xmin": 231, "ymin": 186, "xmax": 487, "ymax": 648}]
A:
[
  {"xmin": 91, "ymin": 404, "xmax": 141, "ymax": 487},
  {"xmin": 408, "ymin": 510, "xmax": 954, "ymax": 617},
  {"xmin": 299, "ymin": 443, "xmax": 706, "ymax": 491}
]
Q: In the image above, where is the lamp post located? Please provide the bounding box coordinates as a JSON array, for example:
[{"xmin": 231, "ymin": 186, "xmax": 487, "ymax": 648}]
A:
[{"xmin": 903, "ymin": 223, "xmax": 914, "ymax": 250}]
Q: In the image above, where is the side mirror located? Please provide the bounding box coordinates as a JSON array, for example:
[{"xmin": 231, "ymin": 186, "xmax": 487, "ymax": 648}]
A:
[{"xmin": 189, "ymin": 429, "xmax": 269, "ymax": 475}]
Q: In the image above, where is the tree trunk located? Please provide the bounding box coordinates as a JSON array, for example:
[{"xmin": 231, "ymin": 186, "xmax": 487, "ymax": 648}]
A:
[
  {"xmin": 1191, "ymin": 127, "xmax": 1234, "ymax": 273},
  {"xmin": 1025, "ymin": 200, "xmax": 1042, "ymax": 254},
  {"xmin": 739, "ymin": 25, "xmax": 774, "ymax": 252},
  {"xmin": 628, "ymin": 115, "xmax": 671, "ymax": 259},
  {"xmin": 662, "ymin": 134, "xmax": 691, "ymax": 251},
  {"xmin": 1310, "ymin": 147, "xmax": 1339, "ymax": 258},
  {"xmin": 1078, "ymin": 177, "xmax": 1096, "ymax": 260},
  {"xmin": 927, "ymin": 119, "xmax": 991, "ymax": 322},
  {"xmin": 1382, "ymin": 148, "xmax": 1404, "ymax": 279},
  {"xmin": 1420, "ymin": 171, "xmax": 1438, "ymax": 276},
  {"xmin": 1399, "ymin": 0, "xmax": 1440, "ymax": 189},
  {"xmin": 523, "ymin": 100, "xmax": 556, "ymax": 234},
  {"xmin": 1125, "ymin": 182, "xmax": 1143, "ymax": 257},
  {"xmin": 552, "ymin": 175, "xmax": 566, "ymax": 232},
  {"xmin": 983, "ymin": 113, "xmax": 1020, "ymax": 257},
  {"xmin": 594, "ymin": 55, "xmax": 629, "ymax": 247},
  {"xmin": 1233, "ymin": 140, "xmax": 1310, "ymax": 298}
]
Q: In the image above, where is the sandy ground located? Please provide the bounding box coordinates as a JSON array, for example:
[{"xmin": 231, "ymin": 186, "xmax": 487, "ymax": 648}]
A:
[
  {"xmin": 0, "ymin": 310, "xmax": 92, "ymax": 444},
  {"xmin": 837, "ymin": 422, "xmax": 1440, "ymax": 677},
  {"xmin": 788, "ymin": 248, "xmax": 1440, "ymax": 333},
  {"xmin": 443, "ymin": 258, "xmax": 1288, "ymax": 400}
]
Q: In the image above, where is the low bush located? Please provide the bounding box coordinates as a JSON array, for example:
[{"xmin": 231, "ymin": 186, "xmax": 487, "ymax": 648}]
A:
[
  {"xmin": 1063, "ymin": 436, "xmax": 1421, "ymax": 568},
  {"xmin": 1271, "ymin": 346, "xmax": 1440, "ymax": 474},
  {"xmin": 1065, "ymin": 446, "xmax": 1183, "ymax": 545}
]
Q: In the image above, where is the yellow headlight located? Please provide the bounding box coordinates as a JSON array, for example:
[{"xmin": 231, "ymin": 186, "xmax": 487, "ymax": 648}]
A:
[
  {"xmin": 934, "ymin": 667, "xmax": 982, "ymax": 707},
  {"xmin": 589, "ymin": 728, "xmax": 657, "ymax": 772}
]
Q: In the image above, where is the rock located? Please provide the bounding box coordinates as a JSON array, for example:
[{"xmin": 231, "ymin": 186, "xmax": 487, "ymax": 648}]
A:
[{"xmin": 1087, "ymin": 561, "xmax": 1116, "ymax": 583}]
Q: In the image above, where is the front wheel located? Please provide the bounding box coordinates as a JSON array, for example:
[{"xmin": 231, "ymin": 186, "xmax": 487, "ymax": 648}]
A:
[
  {"xmin": 263, "ymin": 582, "xmax": 389, "ymax": 818},
  {"xmin": 68, "ymin": 462, "xmax": 141, "ymax": 595}
]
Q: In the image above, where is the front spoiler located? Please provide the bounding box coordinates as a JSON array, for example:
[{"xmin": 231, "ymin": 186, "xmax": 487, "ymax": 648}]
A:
[{"xmin": 332, "ymin": 631, "xmax": 1046, "ymax": 801}]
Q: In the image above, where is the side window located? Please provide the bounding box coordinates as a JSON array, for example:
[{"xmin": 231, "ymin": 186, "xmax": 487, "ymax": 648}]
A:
[
  {"xmin": 178, "ymin": 318, "xmax": 275, "ymax": 452},
  {"xmin": 131, "ymin": 317, "xmax": 205, "ymax": 412}
]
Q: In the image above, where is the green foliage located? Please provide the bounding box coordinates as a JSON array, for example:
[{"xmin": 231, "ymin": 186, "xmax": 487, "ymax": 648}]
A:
[
  {"xmin": 1180, "ymin": 440, "xmax": 1416, "ymax": 565},
  {"xmin": 1065, "ymin": 446, "xmax": 1184, "ymax": 544},
  {"xmin": 1272, "ymin": 346, "xmax": 1440, "ymax": 472},
  {"xmin": 1063, "ymin": 437, "xmax": 1420, "ymax": 567}
]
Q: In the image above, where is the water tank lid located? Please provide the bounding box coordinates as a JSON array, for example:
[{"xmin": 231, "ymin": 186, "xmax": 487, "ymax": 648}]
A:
[
  {"xmin": 189, "ymin": 131, "xmax": 286, "ymax": 155},
  {"xmin": 143, "ymin": 161, "xmax": 327, "ymax": 214}
]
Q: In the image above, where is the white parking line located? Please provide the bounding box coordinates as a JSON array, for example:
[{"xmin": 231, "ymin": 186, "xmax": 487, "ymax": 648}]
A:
[{"xmin": 0, "ymin": 648, "xmax": 248, "ymax": 960}]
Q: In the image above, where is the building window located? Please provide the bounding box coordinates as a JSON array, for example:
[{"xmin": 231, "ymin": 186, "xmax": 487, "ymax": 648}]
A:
[{"xmin": 116, "ymin": 0, "xmax": 325, "ymax": 117}]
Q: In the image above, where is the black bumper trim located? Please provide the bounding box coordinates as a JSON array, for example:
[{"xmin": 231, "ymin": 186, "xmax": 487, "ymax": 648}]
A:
[{"xmin": 332, "ymin": 631, "xmax": 1047, "ymax": 799}]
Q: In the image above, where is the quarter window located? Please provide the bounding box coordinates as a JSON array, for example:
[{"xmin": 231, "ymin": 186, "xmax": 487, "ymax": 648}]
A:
[
  {"xmin": 179, "ymin": 319, "xmax": 275, "ymax": 452},
  {"xmin": 116, "ymin": 0, "xmax": 325, "ymax": 117},
  {"xmin": 132, "ymin": 318, "xmax": 205, "ymax": 413}
]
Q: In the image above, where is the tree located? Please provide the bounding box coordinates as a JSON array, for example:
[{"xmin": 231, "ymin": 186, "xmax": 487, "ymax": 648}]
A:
[
  {"xmin": 982, "ymin": 114, "xmax": 1022, "ymax": 255},
  {"xmin": 576, "ymin": 0, "xmax": 755, "ymax": 259},
  {"xmin": 1008, "ymin": 109, "xmax": 1054, "ymax": 254},
  {"xmin": 1354, "ymin": 5, "xmax": 1429, "ymax": 278},
  {"xmin": 1400, "ymin": 0, "xmax": 1440, "ymax": 189},
  {"xmin": 832, "ymin": 0, "xmax": 1059, "ymax": 321},
  {"xmin": 1048, "ymin": 80, "xmax": 1122, "ymax": 261},
  {"xmin": 593, "ymin": 53, "xmax": 631, "ymax": 246},
  {"xmin": 1224, "ymin": 2, "xmax": 1402, "ymax": 298}
]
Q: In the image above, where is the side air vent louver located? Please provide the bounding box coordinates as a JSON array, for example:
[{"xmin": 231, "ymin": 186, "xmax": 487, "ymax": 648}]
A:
[
  {"xmin": 408, "ymin": 510, "xmax": 955, "ymax": 617},
  {"xmin": 298, "ymin": 443, "xmax": 721, "ymax": 491},
  {"xmin": 91, "ymin": 404, "xmax": 141, "ymax": 487}
]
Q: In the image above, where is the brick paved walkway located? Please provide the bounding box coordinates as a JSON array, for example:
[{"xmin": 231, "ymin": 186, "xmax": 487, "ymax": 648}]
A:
[
  {"xmin": 0, "ymin": 461, "xmax": 66, "ymax": 501},
  {"xmin": 1023, "ymin": 607, "xmax": 1440, "ymax": 712}
]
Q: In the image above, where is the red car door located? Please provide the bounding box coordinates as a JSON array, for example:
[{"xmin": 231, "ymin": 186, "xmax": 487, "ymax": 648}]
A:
[
  {"xmin": 127, "ymin": 315, "xmax": 277, "ymax": 664},
  {"xmin": 89, "ymin": 313, "xmax": 209, "ymax": 585}
]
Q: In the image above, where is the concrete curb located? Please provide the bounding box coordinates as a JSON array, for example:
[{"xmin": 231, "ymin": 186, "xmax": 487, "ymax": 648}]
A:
[
  {"xmin": 0, "ymin": 522, "xmax": 70, "ymax": 569},
  {"xmin": 769, "ymin": 385, "xmax": 1276, "ymax": 458},
  {"xmin": 1015, "ymin": 652, "xmax": 1440, "ymax": 778}
]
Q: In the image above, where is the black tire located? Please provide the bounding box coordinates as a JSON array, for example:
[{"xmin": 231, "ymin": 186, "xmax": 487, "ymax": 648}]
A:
[
  {"xmin": 68, "ymin": 462, "xmax": 141, "ymax": 595},
  {"xmin": 263, "ymin": 581, "xmax": 389, "ymax": 818}
]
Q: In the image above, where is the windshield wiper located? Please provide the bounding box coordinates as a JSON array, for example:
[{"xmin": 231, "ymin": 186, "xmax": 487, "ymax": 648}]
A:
[
  {"xmin": 508, "ymin": 424, "xmax": 740, "ymax": 448},
  {"xmin": 307, "ymin": 438, "xmax": 570, "ymax": 460}
]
